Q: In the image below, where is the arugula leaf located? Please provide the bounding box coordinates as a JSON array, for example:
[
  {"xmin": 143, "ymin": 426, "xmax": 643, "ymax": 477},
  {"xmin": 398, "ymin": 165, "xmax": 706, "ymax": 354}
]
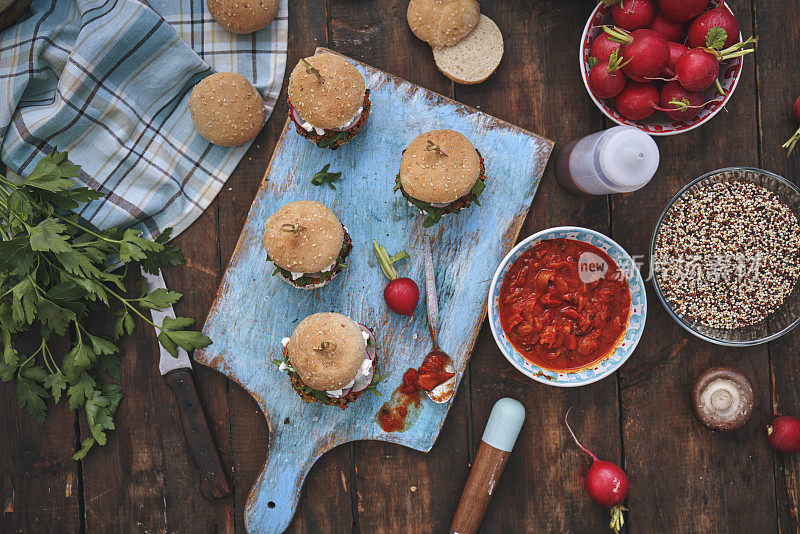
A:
[
  {"xmin": 311, "ymin": 164, "xmax": 342, "ymax": 189},
  {"xmin": 316, "ymin": 131, "xmax": 349, "ymax": 149}
]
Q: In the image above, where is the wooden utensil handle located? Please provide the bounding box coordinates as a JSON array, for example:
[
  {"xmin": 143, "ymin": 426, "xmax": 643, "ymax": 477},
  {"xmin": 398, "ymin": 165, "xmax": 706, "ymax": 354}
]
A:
[
  {"xmin": 450, "ymin": 441, "xmax": 511, "ymax": 534},
  {"xmin": 164, "ymin": 369, "xmax": 232, "ymax": 500}
]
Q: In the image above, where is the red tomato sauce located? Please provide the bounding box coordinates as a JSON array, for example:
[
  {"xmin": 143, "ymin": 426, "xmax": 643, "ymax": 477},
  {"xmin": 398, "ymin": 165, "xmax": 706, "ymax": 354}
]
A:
[
  {"xmin": 498, "ymin": 238, "xmax": 630, "ymax": 371},
  {"xmin": 378, "ymin": 352, "xmax": 454, "ymax": 432}
]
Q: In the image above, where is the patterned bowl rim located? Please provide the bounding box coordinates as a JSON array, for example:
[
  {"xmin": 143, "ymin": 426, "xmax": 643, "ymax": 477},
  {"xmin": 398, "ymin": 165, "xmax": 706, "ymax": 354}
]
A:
[
  {"xmin": 649, "ymin": 166, "xmax": 800, "ymax": 346},
  {"xmin": 488, "ymin": 226, "xmax": 648, "ymax": 387},
  {"xmin": 579, "ymin": 1, "xmax": 744, "ymax": 136}
]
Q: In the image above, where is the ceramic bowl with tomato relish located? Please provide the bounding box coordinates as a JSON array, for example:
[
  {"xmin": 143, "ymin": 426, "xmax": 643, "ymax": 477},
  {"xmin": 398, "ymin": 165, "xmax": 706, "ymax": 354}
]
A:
[{"xmin": 488, "ymin": 227, "xmax": 646, "ymax": 387}]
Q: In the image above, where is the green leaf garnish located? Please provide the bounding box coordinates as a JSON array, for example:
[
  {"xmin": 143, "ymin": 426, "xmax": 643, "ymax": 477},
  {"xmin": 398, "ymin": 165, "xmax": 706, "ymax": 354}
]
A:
[
  {"xmin": 373, "ymin": 240, "xmax": 409, "ymax": 281},
  {"xmin": 316, "ymin": 131, "xmax": 349, "ymax": 149},
  {"xmin": 587, "ymin": 56, "xmax": 599, "ymax": 69},
  {"xmin": 0, "ymin": 150, "xmax": 212, "ymax": 458},
  {"xmin": 705, "ymin": 27, "xmax": 728, "ymax": 50},
  {"xmin": 311, "ymin": 163, "xmax": 342, "ymax": 189}
]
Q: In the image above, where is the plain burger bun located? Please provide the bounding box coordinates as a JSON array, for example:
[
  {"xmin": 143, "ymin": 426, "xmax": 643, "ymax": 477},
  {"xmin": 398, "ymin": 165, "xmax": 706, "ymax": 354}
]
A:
[
  {"xmin": 407, "ymin": 0, "xmax": 480, "ymax": 47},
  {"xmin": 433, "ymin": 15, "xmax": 504, "ymax": 85},
  {"xmin": 288, "ymin": 53, "xmax": 366, "ymax": 130},
  {"xmin": 263, "ymin": 200, "xmax": 344, "ymax": 273},
  {"xmin": 399, "ymin": 129, "xmax": 481, "ymax": 204},
  {"xmin": 189, "ymin": 72, "xmax": 265, "ymax": 146},
  {"xmin": 207, "ymin": 0, "xmax": 278, "ymax": 34},
  {"xmin": 287, "ymin": 313, "xmax": 366, "ymax": 391}
]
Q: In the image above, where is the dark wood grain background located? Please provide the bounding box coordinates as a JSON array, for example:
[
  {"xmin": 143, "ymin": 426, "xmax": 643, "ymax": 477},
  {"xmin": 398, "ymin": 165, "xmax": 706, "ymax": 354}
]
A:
[{"xmin": 3, "ymin": 0, "xmax": 800, "ymax": 532}]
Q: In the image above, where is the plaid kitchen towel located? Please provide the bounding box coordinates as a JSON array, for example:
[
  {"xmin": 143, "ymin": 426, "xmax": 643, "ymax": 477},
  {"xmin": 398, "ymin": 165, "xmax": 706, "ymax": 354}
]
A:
[{"xmin": 0, "ymin": 0, "xmax": 288, "ymax": 239}]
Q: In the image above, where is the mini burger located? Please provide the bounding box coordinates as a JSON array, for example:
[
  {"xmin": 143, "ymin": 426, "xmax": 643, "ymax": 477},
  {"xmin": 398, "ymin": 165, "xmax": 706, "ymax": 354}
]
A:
[
  {"xmin": 394, "ymin": 129, "xmax": 486, "ymax": 227},
  {"xmin": 263, "ymin": 200, "xmax": 352, "ymax": 289},
  {"xmin": 287, "ymin": 53, "xmax": 371, "ymax": 150},
  {"xmin": 274, "ymin": 312, "xmax": 383, "ymax": 409}
]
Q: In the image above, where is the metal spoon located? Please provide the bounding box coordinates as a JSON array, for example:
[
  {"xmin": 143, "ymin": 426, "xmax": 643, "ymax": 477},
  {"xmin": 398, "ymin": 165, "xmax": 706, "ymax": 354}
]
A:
[{"xmin": 423, "ymin": 234, "xmax": 456, "ymax": 404}]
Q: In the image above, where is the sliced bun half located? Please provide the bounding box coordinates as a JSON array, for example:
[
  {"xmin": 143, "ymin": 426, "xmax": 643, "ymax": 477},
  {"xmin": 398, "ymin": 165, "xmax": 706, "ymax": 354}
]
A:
[
  {"xmin": 399, "ymin": 129, "xmax": 481, "ymax": 204},
  {"xmin": 407, "ymin": 0, "xmax": 480, "ymax": 47},
  {"xmin": 433, "ymin": 15, "xmax": 504, "ymax": 85},
  {"xmin": 287, "ymin": 312, "xmax": 366, "ymax": 391},
  {"xmin": 263, "ymin": 200, "xmax": 344, "ymax": 273},
  {"xmin": 287, "ymin": 53, "xmax": 366, "ymax": 131}
]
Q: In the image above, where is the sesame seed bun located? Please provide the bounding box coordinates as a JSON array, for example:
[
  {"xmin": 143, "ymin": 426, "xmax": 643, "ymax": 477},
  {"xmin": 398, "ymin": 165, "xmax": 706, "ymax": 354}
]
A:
[
  {"xmin": 189, "ymin": 72, "xmax": 265, "ymax": 146},
  {"xmin": 207, "ymin": 0, "xmax": 278, "ymax": 33},
  {"xmin": 433, "ymin": 15, "xmax": 504, "ymax": 85},
  {"xmin": 399, "ymin": 130, "xmax": 481, "ymax": 204},
  {"xmin": 407, "ymin": 0, "xmax": 480, "ymax": 47},
  {"xmin": 287, "ymin": 313, "xmax": 366, "ymax": 391},
  {"xmin": 287, "ymin": 53, "xmax": 366, "ymax": 131},
  {"xmin": 263, "ymin": 200, "xmax": 344, "ymax": 273}
]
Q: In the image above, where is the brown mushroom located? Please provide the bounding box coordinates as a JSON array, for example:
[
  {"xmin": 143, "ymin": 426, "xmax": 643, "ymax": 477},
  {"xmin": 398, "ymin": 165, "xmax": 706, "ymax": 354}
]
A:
[{"xmin": 691, "ymin": 366, "xmax": 754, "ymax": 431}]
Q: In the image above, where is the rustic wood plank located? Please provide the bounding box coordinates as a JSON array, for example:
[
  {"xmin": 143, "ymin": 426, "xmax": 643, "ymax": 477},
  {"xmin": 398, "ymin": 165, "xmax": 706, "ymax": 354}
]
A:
[
  {"xmin": 80, "ymin": 206, "xmax": 234, "ymax": 533},
  {"xmin": 752, "ymin": 1, "xmax": 800, "ymax": 530},
  {"xmin": 0, "ymin": 340, "xmax": 81, "ymax": 534},
  {"xmin": 611, "ymin": 1, "xmax": 777, "ymax": 532},
  {"xmin": 326, "ymin": 2, "xmax": 470, "ymax": 532},
  {"xmin": 454, "ymin": 1, "xmax": 621, "ymax": 531}
]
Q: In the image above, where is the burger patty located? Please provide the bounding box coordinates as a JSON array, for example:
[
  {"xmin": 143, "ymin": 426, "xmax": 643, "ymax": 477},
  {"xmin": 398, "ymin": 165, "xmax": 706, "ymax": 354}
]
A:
[
  {"xmin": 394, "ymin": 151, "xmax": 486, "ymax": 226},
  {"xmin": 289, "ymin": 90, "xmax": 371, "ymax": 150},
  {"xmin": 289, "ymin": 357, "xmax": 379, "ymax": 410},
  {"xmin": 271, "ymin": 227, "xmax": 353, "ymax": 288}
]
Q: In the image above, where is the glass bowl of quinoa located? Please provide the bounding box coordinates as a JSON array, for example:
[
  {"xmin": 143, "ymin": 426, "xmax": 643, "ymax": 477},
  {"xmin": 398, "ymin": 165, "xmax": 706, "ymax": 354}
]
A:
[{"xmin": 651, "ymin": 167, "xmax": 800, "ymax": 346}]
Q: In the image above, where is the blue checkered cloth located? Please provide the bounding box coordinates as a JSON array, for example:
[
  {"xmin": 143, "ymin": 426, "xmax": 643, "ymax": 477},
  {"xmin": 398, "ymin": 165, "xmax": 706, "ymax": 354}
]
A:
[{"xmin": 0, "ymin": 0, "xmax": 288, "ymax": 238}]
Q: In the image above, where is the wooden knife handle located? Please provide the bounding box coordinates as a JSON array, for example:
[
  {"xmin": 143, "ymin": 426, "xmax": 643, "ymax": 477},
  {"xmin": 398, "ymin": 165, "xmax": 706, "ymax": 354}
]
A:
[
  {"xmin": 164, "ymin": 368, "xmax": 232, "ymax": 500},
  {"xmin": 450, "ymin": 441, "xmax": 511, "ymax": 534}
]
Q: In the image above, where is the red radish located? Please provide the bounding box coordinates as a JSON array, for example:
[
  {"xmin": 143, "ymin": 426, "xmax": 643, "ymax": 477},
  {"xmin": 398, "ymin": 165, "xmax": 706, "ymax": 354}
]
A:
[
  {"xmin": 782, "ymin": 96, "xmax": 800, "ymax": 156},
  {"xmin": 655, "ymin": 81, "xmax": 706, "ymax": 121},
  {"xmin": 688, "ymin": 7, "xmax": 740, "ymax": 49},
  {"xmin": 591, "ymin": 33, "xmax": 621, "ymax": 63},
  {"xmin": 566, "ymin": 409, "xmax": 629, "ymax": 534},
  {"xmin": 588, "ymin": 49, "xmax": 631, "ymax": 99},
  {"xmin": 767, "ymin": 415, "xmax": 800, "ymax": 454},
  {"xmin": 673, "ymin": 37, "xmax": 755, "ymax": 92},
  {"xmin": 666, "ymin": 42, "xmax": 689, "ymax": 73},
  {"xmin": 674, "ymin": 48, "xmax": 719, "ymax": 91},
  {"xmin": 608, "ymin": 0, "xmax": 654, "ymax": 31},
  {"xmin": 603, "ymin": 26, "xmax": 670, "ymax": 80},
  {"xmin": 647, "ymin": 12, "xmax": 687, "ymax": 43},
  {"xmin": 658, "ymin": 0, "xmax": 708, "ymax": 23},
  {"xmin": 373, "ymin": 240, "xmax": 419, "ymax": 317},
  {"xmin": 615, "ymin": 81, "xmax": 659, "ymax": 121}
]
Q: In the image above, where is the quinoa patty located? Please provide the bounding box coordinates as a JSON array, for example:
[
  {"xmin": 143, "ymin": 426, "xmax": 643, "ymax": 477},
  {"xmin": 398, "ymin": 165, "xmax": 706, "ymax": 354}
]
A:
[{"xmin": 289, "ymin": 90, "xmax": 371, "ymax": 150}]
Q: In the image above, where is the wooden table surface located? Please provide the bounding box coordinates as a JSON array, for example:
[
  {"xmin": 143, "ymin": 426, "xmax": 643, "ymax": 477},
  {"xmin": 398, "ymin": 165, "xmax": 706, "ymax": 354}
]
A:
[{"xmin": 3, "ymin": 1, "xmax": 800, "ymax": 533}]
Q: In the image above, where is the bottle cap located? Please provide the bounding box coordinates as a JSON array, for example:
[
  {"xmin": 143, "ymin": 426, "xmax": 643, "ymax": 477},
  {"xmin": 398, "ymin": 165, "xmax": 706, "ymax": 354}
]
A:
[{"xmin": 598, "ymin": 127, "xmax": 659, "ymax": 191}]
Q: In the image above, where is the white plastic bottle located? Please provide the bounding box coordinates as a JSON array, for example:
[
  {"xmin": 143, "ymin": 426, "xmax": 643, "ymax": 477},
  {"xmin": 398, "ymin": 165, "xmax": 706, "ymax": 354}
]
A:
[{"xmin": 555, "ymin": 126, "xmax": 659, "ymax": 195}]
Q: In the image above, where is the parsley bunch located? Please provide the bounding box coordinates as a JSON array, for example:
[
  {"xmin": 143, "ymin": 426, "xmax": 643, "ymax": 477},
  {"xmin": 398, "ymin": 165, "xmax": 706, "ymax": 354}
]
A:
[{"xmin": 0, "ymin": 151, "xmax": 211, "ymax": 459}]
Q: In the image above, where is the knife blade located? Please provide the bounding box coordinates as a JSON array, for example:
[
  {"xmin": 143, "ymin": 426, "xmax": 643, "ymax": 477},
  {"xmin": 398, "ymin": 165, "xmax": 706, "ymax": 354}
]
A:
[{"xmin": 141, "ymin": 267, "xmax": 231, "ymax": 500}]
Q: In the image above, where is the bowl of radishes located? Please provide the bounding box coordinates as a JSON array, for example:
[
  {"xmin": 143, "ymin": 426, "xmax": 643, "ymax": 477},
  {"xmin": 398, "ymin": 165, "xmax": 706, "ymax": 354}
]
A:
[{"xmin": 580, "ymin": 0, "xmax": 753, "ymax": 136}]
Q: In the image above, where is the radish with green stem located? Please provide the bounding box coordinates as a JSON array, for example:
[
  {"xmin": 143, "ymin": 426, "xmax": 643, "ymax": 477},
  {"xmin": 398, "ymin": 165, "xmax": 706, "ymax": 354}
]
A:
[
  {"xmin": 673, "ymin": 35, "xmax": 756, "ymax": 92},
  {"xmin": 566, "ymin": 408, "xmax": 629, "ymax": 534},
  {"xmin": 606, "ymin": 0, "xmax": 654, "ymax": 31},
  {"xmin": 655, "ymin": 81, "xmax": 712, "ymax": 121},
  {"xmin": 782, "ymin": 96, "xmax": 800, "ymax": 156},
  {"xmin": 588, "ymin": 49, "xmax": 631, "ymax": 99},
  {"xmin": 591, "ymin": 33, "xmax": 621, "ymax": 63},
  {"xmin": 688, "ymin": 7, "xmax": 740, "ymax": 49},
  {"xmin": 603, "ymin": 26, "xmax": 670, "ymax": 80},
  {"xmin": 373, "ymin": 240, "xmax": 419, "ymax": 318}
]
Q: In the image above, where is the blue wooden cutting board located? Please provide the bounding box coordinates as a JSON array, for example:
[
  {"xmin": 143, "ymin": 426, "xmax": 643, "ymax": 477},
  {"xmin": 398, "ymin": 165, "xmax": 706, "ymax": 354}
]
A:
[{"xmin": 194, "ymin": 48, "xmax": 553, "ymax": 534}]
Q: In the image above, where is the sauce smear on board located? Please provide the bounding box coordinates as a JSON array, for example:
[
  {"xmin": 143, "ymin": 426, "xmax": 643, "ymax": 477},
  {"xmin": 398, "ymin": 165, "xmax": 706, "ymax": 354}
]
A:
[
  {"xmin": 378, "ymin": 352, "xmax": 454, "ymax": 432},
  {"xmin": 498, "ymin": 238, "xmax": 631, "ymax": 371}
]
